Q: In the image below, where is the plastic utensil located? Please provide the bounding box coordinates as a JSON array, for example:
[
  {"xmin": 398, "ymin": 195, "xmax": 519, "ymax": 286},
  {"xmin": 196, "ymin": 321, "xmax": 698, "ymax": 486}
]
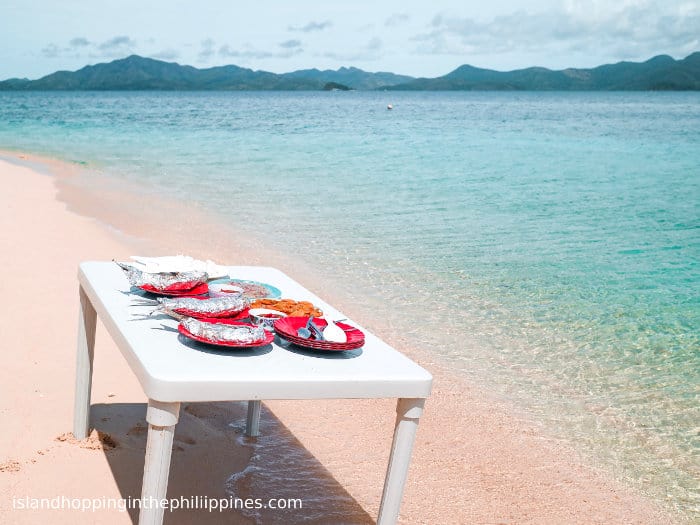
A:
[
  {"xmin": 297, "ymin": 317, "xmax": 313, "ymax": 339},
  {"xmin": 308, "ymin": 317, "xmax": 325, "ymax": 341}
]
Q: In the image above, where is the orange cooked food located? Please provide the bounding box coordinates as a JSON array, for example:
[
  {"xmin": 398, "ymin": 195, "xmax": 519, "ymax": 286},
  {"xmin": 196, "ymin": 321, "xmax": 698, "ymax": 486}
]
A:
[{"xmin": 249, "ymin": 298, "xmax": 323, "ymax": 317}]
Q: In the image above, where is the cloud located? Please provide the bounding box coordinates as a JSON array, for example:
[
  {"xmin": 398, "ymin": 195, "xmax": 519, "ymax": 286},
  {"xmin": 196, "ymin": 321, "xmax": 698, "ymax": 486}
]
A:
[
  {"xmin": 218, "ymin": 44, "xmax": 302, "ymax": 60},
  {"xmin": 41, "ymin": 44, "xmax": 61, "ymax": 58},
  {"xmin": 218, "ymin": 44, "xmax": 267, "ymax": 59},
  {"xmin": 324, "ymin": 37, "xmax": 383, "ymax": 62},
  {"xmin": 40, "ymin": 34, "xmax": 142, "ymax": 60},
  {"xmin": 288, "ymin": 20, "xmax": 332, "ymax": 32},
  {"xmin": 150, "ymin": 49, "xmax": 180, "ymax": 60},
  {"xmin": 413, "ymin": 1, "xmax": 700, "ymax": 62},
  {"xmin": 69, "ymin": 37, "xmax": 91, "ymax": 47},
  {"xmin": 279, "ymin": 39, "xmax": 302, "ymax": 49},
  {"xmin": 385, "ymin": 13, "xmax": 410, "ymax": 27},
  {"xmin": 43, "ymin": 37, "xmax": 91, "ymax": 58},
  {"xmin": 367, "ymin": 37, "xmax": 382, "ymax": 51},
  {"xmin": 198, "ymin": 38, "xmax": 216, "ymax": 61},
  {"xmin": 97, "ymin": 35, "xmax": 135, "ymax": 51}
]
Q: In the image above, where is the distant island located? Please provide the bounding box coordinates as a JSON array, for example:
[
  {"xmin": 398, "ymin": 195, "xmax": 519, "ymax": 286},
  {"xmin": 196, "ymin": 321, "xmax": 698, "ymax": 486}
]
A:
[
  {"xmin": 322, "ymin": 82, "xmax": 352, "ymax": 91},
  {"xmin": 1, "ymin": 52, "xmax": 698, "ymax": 91}
]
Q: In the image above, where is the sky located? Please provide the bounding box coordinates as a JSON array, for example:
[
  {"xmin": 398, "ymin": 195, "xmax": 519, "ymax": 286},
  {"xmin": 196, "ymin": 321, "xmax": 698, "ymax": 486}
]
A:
[{"xmin": 1, "ymin": 0, "xmax": 698, "ymax": 80}]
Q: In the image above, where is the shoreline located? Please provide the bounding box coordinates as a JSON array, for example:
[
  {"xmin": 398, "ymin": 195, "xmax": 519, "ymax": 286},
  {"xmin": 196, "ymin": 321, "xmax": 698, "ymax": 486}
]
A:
[{"xmin": 0, "ymin": 151, "xmax": 678, "ymax": 523}]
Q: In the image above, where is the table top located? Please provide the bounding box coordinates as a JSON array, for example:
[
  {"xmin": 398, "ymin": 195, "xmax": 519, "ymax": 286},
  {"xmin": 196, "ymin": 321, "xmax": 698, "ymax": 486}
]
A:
[{"xmin": 79, "ymin": 261, "xmax": 433, "ymax": 402}]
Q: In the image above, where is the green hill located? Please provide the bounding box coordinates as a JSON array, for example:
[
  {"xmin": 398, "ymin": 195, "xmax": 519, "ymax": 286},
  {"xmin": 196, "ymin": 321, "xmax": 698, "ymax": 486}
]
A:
[
  {"xmin": 1, "ymin": 55, "xmax": 321, "ymax": 90},
  {"xmin": 386, "ymin": 53, "xmax": 700, "ymax": 91},
  {"xmin": 0, "ymin": 55, "xmax": 411, "ymax": 91},
  {"xmin": 282, "ymin": 66, "xmax": 413, "ymax": 90},
  {"xmin": 1, "ymin": 53, "xmax": 698, "ymax": 91}
]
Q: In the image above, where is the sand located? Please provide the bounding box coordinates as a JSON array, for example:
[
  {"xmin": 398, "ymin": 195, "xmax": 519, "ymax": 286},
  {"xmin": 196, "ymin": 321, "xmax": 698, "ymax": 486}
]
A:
[{"xmin": 0, "ymin": 154, "xmax": 677, "ymax": 524}]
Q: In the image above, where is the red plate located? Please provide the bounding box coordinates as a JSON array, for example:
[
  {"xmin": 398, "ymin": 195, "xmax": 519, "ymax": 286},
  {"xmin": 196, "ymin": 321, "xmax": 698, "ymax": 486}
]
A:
[
  {"xmin": 273, "ymin": 317, "xmax": 365, "ymax": 351},
  {"xmin": 178, "ymin": 318, "xmax": 274, "ymax": 348},
  {"xmin": 140, "ymin": 282, "xmax": 209, "ymax": 296}
]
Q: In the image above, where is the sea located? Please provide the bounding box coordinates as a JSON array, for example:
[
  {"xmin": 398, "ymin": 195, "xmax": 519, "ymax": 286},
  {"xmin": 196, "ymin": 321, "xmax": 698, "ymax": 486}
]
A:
[{"xmin": 0, "ymin": 91, "xmax": 698, "ymax": 519}]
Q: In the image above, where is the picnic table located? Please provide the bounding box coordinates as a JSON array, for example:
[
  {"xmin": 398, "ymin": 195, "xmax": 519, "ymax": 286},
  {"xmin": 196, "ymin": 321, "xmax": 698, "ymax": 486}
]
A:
[{"xmin": 74, "ymin": 261, "xmax": 432, "ymax": 524}]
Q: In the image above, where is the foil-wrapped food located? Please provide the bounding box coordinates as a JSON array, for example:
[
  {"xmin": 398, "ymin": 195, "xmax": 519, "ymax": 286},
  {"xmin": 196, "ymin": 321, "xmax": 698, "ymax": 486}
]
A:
[
  {"xmin": 154, "ymin": 295, "xmax": 250, "ymax": 319},
  {"xmin": 116, "ymin": 261, "xmax": 208, "ymax": 292},
  {"xmin": 180, "ymin": 317, "xmax": 266, "ymax": 345}
]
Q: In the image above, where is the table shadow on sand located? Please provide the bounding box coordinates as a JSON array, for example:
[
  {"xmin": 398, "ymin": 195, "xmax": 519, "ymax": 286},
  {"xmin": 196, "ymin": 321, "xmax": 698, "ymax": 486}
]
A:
[{"xmin": 89, "ymin": 402, "xmax": 374, "ymax": 524}]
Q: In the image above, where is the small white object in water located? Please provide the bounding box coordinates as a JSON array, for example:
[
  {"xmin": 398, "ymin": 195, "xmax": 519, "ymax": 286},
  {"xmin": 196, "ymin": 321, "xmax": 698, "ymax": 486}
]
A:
[{"xmin": 387, "ymin": 104, "xmax": 393, "ymax": 110}]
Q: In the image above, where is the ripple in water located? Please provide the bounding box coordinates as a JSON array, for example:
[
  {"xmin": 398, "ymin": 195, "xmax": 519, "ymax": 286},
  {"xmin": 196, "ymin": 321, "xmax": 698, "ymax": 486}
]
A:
[{"xmin": 225, "ymin": 403, "xmax": 373, "ymax": 524}]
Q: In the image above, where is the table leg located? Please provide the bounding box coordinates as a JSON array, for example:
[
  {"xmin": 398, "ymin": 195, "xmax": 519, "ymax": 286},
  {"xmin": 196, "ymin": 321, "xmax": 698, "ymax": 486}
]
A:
[
  {"xmin": 246, "ymin": 400, "xmax": 261, "ymax": 437},
  {"xmin": 377, "ymin": 398, "xmax": 425, "ymax": 525},
  {"xmin": 139, "ymin": 400, "xmax": 181, "ymax": 525},
  {"xmin": 73, "ymin": 285, "xmax": 97, "ymax": 440}
]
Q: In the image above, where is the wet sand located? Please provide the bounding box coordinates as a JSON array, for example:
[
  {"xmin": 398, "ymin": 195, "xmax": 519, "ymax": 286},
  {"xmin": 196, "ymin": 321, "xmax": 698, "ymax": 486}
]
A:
[{"xmin": 0, "ymin": 153, "xmax": 676, "ymax": 524}]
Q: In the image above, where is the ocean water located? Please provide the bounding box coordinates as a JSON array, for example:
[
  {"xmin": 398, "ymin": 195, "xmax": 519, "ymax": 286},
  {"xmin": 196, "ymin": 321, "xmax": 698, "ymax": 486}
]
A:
[{"xmin": 1, "ymin": 91, "xmax": 698, "ymax": 518}]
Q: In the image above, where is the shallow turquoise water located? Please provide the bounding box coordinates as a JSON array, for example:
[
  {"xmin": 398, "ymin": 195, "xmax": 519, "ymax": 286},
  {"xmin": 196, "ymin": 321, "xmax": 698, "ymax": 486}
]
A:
[{"xmin": 1, "ymin": 91, "xmax": 698, "ymax": 517}]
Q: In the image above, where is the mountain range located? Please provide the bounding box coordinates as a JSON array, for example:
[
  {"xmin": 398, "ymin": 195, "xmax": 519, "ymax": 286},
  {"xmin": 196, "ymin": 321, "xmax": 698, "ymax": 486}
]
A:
[{"xmin": 1, "ymin": 53, "xmax": 699, "ymax": 91}]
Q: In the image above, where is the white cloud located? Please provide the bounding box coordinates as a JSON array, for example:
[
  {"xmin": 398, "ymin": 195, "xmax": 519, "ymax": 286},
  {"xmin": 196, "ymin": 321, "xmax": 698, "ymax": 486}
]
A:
[
  {"xmin": 288, "ymin": 20, "xmax": 332, "ymax": 32},
  {"xmin": 198, "ymin": 39, "xmax": 216, "ymax": 62},
  {"xmin": 41, "ymin": 44, "xmax": 61, "ymax": 58},
  {"xmin": 69, "ymin": 37, "xmax": 91, "ymax": 47},
  {"xmin": 97, "ymin": 35, "xmax": 135, "ymax": 52},
  {"xmin": 150, "ymin": 49, "xmax": 180, "ymax": 60},
  {"xmin": 218, "ymin": 44, "xmax": 302, "ymax": 60},
  {"xmin": 279, "ymin": 39, "xmax": 302, "ymax": 49},
  {"xmin": 385, "ymin": 13, "xmax": 410, "ymax": 27},
  {"xmin": 323, "ymin": 37, "xmax": 383, "ymax": 62},
  {"xmin": 413, "ymin": 1, "xmax": 700, "ymax": 63},
  {"xmin": 41, "ymin": 35, "xmax": 137, "ymax": 59}
]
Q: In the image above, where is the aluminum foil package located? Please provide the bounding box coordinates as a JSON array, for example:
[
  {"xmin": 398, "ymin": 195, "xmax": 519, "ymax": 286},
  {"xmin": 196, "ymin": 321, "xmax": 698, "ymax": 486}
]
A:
[
  {"xmin": 116, "ymin": 261, "xmax": 208, "ymax": 291},
  {"xmin": 155, "ymin": 295, "xmax": 250, "ymax": 319},
  {"xmin": 181, "ymin": 317, "xmax": 266, "ymax": 344}
]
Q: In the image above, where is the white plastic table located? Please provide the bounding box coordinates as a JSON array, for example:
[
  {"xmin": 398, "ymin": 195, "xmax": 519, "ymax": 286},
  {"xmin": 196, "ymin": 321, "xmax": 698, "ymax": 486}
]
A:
[{"xmin": 74, "ymin": 261, "xmax": 432, "ymax": 524}]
